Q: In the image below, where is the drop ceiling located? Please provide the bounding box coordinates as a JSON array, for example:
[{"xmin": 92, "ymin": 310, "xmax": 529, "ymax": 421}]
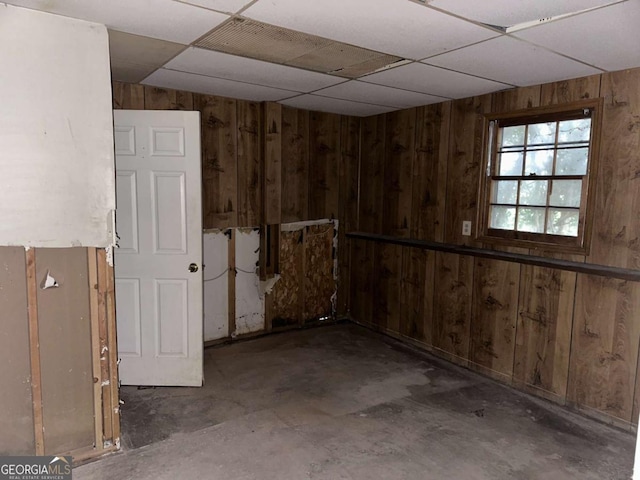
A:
[{"xmin": 4, "ymin": 0, "xmax": 639, "ymax": 116}]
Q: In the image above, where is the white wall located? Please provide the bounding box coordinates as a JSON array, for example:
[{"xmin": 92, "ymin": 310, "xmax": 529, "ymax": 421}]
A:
[{"xmin": 0, "ymin": 5, "xmax": 115, "ymax": 247}]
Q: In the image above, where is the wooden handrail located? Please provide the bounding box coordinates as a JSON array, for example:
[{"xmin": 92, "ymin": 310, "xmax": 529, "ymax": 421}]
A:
[{"xmin": 346, "ymin": 232, "xmax": 640, "ymax": 282}]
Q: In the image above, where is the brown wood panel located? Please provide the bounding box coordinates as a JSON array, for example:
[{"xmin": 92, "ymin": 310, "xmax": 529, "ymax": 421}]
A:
[
  {"xmin": 112, "ymin": 82, "xmax": 144, "ymax": 109},
  {"xmin": 540, "ymin": 75, "xmax": 601, "ymax": 105},
  {"xmin": 399, "ymin": 248, "xmax": 435, "ymax": 344},
  {"xmin": 358, "ymin": 115, "xmax": 385, "ymax": 234},
  {"xmin": 338, "ymin": 116, "xmax": 360, "ymax": 317},
  {"xmin": 569, "ymin": 275, "xmax": 640, "ymax": 422},
  {"xmin": 196, "ymin": 94, "xmax": 238, "ymax": 229},
  {"xmin": 281, "ymin": 107, "xmax": 310, "ymax": 223},
  {"xmin": 515, "ymin": 262, "xmax": 576, "ymax": 399},
  {"xmin": 493, "ymin": 85, "xmax": 541, "ymax": 112},
  {"xmin": 411, "ymin": 102, "xmax": 450, "ymax": 242},
  {"xmin": 470, "ymin": 257, "xmax": 519, "ymax": 379},
  {"xmin": 0, "ymin": 247, "xmax": 35, "ymax": 455},
  {"xmin": 36, "ymin": 248, "xmax": 94, "ymax": 455},
  {"xmin": 309, "ymin": 111, "xmax": 341, "ymax": 220},
  {"xmin": 349, "ymin": 239, "xmax": 374, "ymax": 325},
  {"xmin": 383, "ymin": 108, "xmax": 416, "ymax": 237},
  {"xmin": 237, "ymin": 101, "xmax": 261, "ymax": 227},
  {"xmin": 432, "ymin": 252, "xmax": 473, "ymax": 363},
  {"xmin": 445, "ymin": 94, "xmax": 490, "ymax": 245},
  {"xmin": 143, "ymin": 85, "xmax": 193, "ymax": 110},
  {"xmin": 372, "ymin": 243, "xmax": 402, "ymax": 334},
  {"xmin": 264, "ymin": 102, "xmax": 282, "ymax": 225}
]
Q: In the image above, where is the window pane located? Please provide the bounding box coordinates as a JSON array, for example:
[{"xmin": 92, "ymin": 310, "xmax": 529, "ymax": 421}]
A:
[
  {"xmin": 519, "ymin": 180, "xmax": 548, "ymax": 206},
  {"xmin": 527, "ymin": 122, "xmax": 556, "ymax": 145},
  {"xmin": 547, "ymin": 208, "xmax": 579, "ymax": 237},
  {"xmin": 525, "ymin": 149, "xmax": 553, "ymax": 175},
  {"xmin": 517, "ymin": 207, "xmax": 546, "ymax": 233},
  {"xmin": 550, "ymin": 180, "xmax": 582, "ymax": 207},
  {"xmin": 492, "ymin": 180, "xmax": 518, "ymax": 204},
  {"xmin": 558, "ymin": 119, "xmax": 591, "ymax": 143},
  {"xmin": 498, "ymin": 151, "xmax": 524, "ymax": 176},
  {"xmin": 555, "ymin": 147, "xmax": 588, "ymax": 175},
  {"xmin": 501, "ymin": 126, "xmax": 525, "ymax": 147},
  {"xmin": 490, "ymin": 206, "xmax": 516, "ymax": 230}
]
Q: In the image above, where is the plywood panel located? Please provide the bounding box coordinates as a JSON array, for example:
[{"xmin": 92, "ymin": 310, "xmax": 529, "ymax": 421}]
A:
[
  {"xmin": 196, "ymin": 94, "xmax": 238, "ymax": 229},
  {"xmin": 264, "ymin": 102, "xmax": 282, "ymax": 225},
  {"xmin": 112, "ymin": 82, "xmax": 145, "ymax": 109},
  {"xmin": 411, "ymin": 102, "xmax": 450, "ymax": 242},
  {"xmin": 0, "ymin": 247, "xmax": 35, "ymax": 455},
  {"xmin": 445, "ymin": 94, "xmax": 490, "ymax": 245},
  {"xmin": 309, "ymin": 111, "xmax": 341, "ymax": 220},
  {"xmin": 515, "ymin": 263, "xmax": 576, "ymax": 399},
  {"xmin": 271, "ymin": 230, "xmax": 303, "ymax": 327},
  {"xmin": 36, "ymin": 248, "xmax": 94, "ymax": 454},
  {"xmin": 382, "ymin": 108, "xmax": 416, "ymax": 238},
  {"xmin": 432, "ymin": 252, "xmax": 473, "ymax": 364},
  {"xmin": 338, "ymin": 116, "xmax": 360, "ymax": 317},
  {"xmin": 281, "ymin": 107, "xmax": 310, "ymax": 223},
  {"xmin": 144, "ymin": 85, "xmax": 193, "ymax": 110},
  {"xmin": 303, "ymin": 224, "xmax": 335, "ymax": 321},
  {"xmin": 358, "ymin": 115, "xmax": 385, "ymax": 234},
  {"xmin": 237, "ymin": 100, "xmax": 261, "ymax": 227}
]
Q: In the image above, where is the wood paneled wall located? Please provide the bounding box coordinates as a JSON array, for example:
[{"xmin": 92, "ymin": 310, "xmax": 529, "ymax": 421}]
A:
[{"xmin": 349, "ymin": 67, "xmax": 640, "ymax": 428}]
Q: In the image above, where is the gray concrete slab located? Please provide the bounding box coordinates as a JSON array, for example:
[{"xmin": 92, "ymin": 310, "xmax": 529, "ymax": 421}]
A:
[{"xmin": 76, "ymin": 324, "xmax": 635, "ymax": 479}]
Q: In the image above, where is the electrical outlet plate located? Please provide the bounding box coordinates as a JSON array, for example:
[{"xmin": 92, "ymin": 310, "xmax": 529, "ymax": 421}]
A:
[{"xmin": 462, "ymin": 221, "xmax": 472, "ymax": 236}]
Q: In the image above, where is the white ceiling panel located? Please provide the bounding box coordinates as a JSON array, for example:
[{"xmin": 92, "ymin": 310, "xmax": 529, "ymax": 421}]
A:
[
  {"xmin": 314, "ymin": 81, "xmax": 447, "ymax": 108},
  {"xmin": 429, "ymin": 0, "xmax": 618, "ymax": 28},
  {"xmin": 3, "ymin": 0, "xmax": 228, "ymax": 44},
  {"xmin": 280, "ymin": 95, "xmax": 396, "ymax": 117},
  {"xmin": 176, "ymin": 0, "xmax": 253, "ymax": 15},
  {"xmin": 142, "ymin": 69, "xmax": 297, "ymax": 102},
  {"xmin": 515, "ymin": 1, "xmax": 640, "ymax": 72},
  {"xmin": 165, "ymin": 48, "xmax": 345, "ymax": 92},
  {"xmin": 242, "ymin": 0, "xmax": 498, "ymax": 60},
  {"xmin": 362, "ymin": 63, "xmax": 510, "ymax": 99},
  {"xmin": 426, "ymin": 36, "xmax": 602, "ymax": 87}
]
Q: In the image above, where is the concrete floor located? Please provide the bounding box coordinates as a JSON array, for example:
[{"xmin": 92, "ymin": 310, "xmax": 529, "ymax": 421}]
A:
[{"xmin": 76, "ymin": 324, "xmax": 635, "ymax": 479}]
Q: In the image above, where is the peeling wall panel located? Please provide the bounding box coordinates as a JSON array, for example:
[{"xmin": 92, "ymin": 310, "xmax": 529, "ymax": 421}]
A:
[
  {"xmin": 36, "ymin": 249, "xmax": 94, "ymax": 454},
  {"xmin": 234, "ymin": 229, "xmax": 264, "ymax": 335},
  {"xmin": 0, "ymin": 247, "xmax": 35, "ymax": 455},
  {"xmin": 203, "ymin": 232, "xmax": 229, "ymax": 342}
]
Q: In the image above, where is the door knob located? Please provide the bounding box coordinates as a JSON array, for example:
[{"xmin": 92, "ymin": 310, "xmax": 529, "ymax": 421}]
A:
[{"xmin": 188, "ymin": 263, "xmax": 199, "ymax": 273}]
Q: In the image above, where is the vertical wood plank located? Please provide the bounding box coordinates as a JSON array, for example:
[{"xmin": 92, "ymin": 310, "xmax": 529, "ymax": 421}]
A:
[
  {"xmin": 383, "ymin": 108, "xmax": 416, "ymax": 237},
  {"xmin": 309, "ymin": 111, "xmax": 341, "ymax": 220},
  {"xmin": 103, "ymin": 251, "xmax": 120, "ymax": 445},
  {"xmin": 338, "ymin": 116, "xmax": 360, "ymax": 316},
  {"xmin": 349, "ymin": 239, "xmax": 374, "ymax": 325},
  {"xmin": 399, "ymin": 248, "xmax": 430, "ymax": 343},
  {"xmin": 112, "ymin": 81, "xmax": 144, "ymax": 110},
  {"xmin": 26, "ymin": 248, "xmax": 45, "ymax": 455},
  {"xmin": 196, "ymin": 94, "xmax": 238, "ymax": 229},
  {"xmin": 281, "ymin": 107, "xmax": 310, "ymax": 223},
  {"xmin": 372, "ymin": 243, "xmax": 402, "ymax": 333},
  {"xmin": 263, "ymin": 102, "xmax": 282, "ymax": 225},
  {"xmin": 228, "ymin": 229, "xmax": 237, "ymax": 335},
  {"xmin": 540, "ymin": 74, "xmax": 602, "ymax": 105},
  {"xmin": 237, "ymin": 101, "xmax": 261, "ymax": 227},
  {"xmin": 568, "ymin": 69, "xmax": 640, "ymax": 423},
  {"xmin": 96, "ymin": 249, "xmax": 112, "ymax": 444},
  {"xmin": 87, "ymin": 248, "xmax": 103, "ymax": 451},
  {"xmin": 143, "ymin": 85, "xmax": 194, "ymax": 111},
  {"xmin": 411, "ymin": 102, "xmax": 450, "ymax": 242},
  {"xmin": 359, "ymin": 115, "xmax": 386, "ymax": 234}
]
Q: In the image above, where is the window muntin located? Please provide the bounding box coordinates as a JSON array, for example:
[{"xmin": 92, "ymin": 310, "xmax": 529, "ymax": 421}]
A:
[{"xmin": 480, "ymin": 100, "xmax": 601, "ymax": 252}]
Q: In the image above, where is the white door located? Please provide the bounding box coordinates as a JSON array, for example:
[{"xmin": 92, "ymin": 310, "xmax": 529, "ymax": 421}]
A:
[{"xmin": 113, "ymin": 110, "xmax": 203, "ymax": 387}]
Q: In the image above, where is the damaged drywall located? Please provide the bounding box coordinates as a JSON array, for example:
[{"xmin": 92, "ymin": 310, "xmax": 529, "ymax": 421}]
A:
[
  {"xmin": 234, "ymin": 228, "xmax": 264, "ymax": 336},
  {"xmin": 203, "ymin": 231, "xmax": 229, "ymax": 342}
]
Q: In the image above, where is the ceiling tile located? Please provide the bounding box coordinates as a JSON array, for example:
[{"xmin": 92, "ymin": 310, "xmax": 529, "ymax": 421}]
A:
[
  {"xmin": 314, "ymin": 81, "xmax": 447, "ymax": 108},
  {"xmin": 108, "ymin": 30, "xmax": 185, "ymax": 83},
  {"xmin": 280, "ymin": 95, "xmax": 396, "ymax": 117},
  {"xmin": 515, "ymin": 1, "xmax": 640, "ymax": 72},
  {"xmin": 176, "ymin": 0, "xmax": 253, "ymax": 14},
  {"xmin": 142, "ymin": 69, "xmax": 296, "ymax": 102},
  {"xmin": 362, "ymin": 63, "xmax": 510, "ymax": 99},
  {"xmin": 426, "ymin": 36, "xmax": 602, "ymax": 86},
  {"xmin": 429, "ymin": 0, "xmax": 617, "ymax": 28},
  {"xmin": 165, "ymin": 48, "xmax": 344, "ymax": 92},
  {"xmin": 242, "ymin": 0, "xmax": 498, "ymax": 60},
  {"xmin": 4, "ymin": 0, "xmax": 228, "ymax": 44}
]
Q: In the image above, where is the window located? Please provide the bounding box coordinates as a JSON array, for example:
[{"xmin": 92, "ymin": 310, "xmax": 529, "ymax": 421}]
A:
[{"xmin": 479, "ymin": 99, "xmax": 602, "ymax": 253}]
